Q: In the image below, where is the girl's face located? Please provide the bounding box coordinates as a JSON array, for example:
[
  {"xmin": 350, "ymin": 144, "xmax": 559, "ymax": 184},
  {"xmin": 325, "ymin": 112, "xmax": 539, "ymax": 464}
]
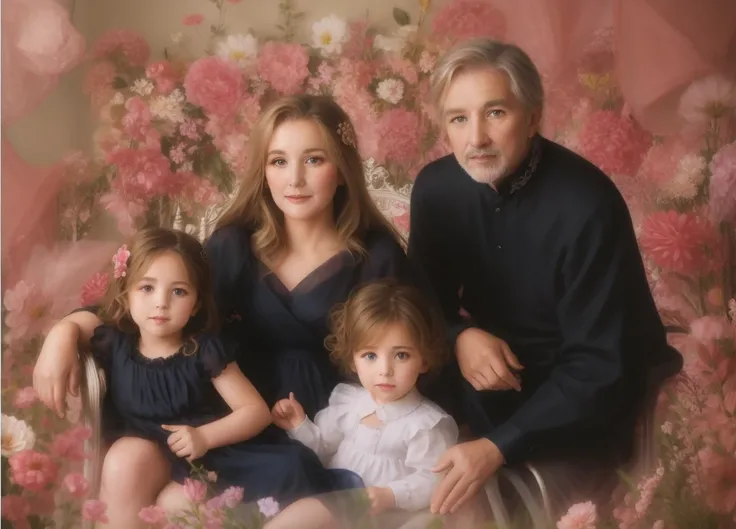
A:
[
  {"xmin": 352, "ymin": 322, "xmax": 428, "ymax": 404},
  {"xmin": 264, "ymin": 119, "xmax": 341, "ymax": 226},
  {"xmin": 127, "ymin": 251, "xmax": 198, "ymax": 340}
]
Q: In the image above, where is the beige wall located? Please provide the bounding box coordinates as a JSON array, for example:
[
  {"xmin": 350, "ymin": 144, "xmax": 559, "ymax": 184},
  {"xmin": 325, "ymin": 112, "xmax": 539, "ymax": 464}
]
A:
[{"xmin": 4, "ymin": 0, "xmax": 432, "ymax": 165}]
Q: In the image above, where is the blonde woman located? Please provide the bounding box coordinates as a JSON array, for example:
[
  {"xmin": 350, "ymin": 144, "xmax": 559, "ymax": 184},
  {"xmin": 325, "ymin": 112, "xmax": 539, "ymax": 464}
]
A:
[{"xmin": 33, "ymin": 95, "xmax": 410, "ymax": 528}]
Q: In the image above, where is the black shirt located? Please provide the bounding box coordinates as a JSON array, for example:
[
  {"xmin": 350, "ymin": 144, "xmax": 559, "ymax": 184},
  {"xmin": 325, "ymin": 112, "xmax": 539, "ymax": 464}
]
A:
[{"xmin": 408, "ymin": 135, "xmax": 682, "ymax": 464}]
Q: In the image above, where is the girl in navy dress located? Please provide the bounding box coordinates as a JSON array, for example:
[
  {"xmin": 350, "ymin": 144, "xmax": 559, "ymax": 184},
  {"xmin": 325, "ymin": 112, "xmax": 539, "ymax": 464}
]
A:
[
  {"xmin": 33, "ymin": 94, "xmax": 410, "ymax": 528},
  {"xmin": 83, "ymin": 227, "xmax": 330, "ymax": 513}
]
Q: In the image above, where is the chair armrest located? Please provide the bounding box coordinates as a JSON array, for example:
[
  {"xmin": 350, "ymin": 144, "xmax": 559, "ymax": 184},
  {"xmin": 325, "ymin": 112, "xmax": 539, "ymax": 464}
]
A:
[{"xmin": 79, "ymin": 351, "xmax": 106, "ymax": 498}]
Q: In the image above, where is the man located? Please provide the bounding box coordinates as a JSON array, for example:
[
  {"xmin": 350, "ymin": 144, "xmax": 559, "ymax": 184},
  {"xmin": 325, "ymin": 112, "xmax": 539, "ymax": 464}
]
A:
[{"xmin": 407, "ymin": 39, "xmax": 682, "ymax": 518}]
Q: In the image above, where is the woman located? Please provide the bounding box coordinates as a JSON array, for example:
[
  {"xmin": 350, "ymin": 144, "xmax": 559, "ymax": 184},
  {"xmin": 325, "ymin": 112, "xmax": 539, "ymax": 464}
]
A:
[{"xmin": 33, "ymin": 94, "xmax": 409, "ymax": 528}]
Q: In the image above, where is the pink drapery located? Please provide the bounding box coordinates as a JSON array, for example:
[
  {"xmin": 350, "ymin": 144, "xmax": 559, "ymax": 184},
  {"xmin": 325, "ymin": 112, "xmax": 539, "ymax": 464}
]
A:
[{"xmin": 498, "ymin": 0, "xmax": 736, "ymax": 134}]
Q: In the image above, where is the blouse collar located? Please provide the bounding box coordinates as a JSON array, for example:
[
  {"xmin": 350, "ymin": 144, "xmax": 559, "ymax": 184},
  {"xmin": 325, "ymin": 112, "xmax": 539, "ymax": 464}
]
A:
[{"xmin": 357, "ymin": 387, "xmax": 423, "ymax": 422}]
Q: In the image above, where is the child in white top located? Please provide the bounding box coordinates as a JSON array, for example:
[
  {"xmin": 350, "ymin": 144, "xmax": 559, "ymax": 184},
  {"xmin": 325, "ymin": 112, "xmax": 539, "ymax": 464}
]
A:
[{"xmin": 267, "ymin": 279, "xmax": 459, "ymax": 528}]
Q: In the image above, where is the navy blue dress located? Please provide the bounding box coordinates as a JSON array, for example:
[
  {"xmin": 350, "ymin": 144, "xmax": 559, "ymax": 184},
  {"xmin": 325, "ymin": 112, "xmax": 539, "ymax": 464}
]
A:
[
  {"xmin": 91, "ymin": 326, "xmax": 335, "ymax": 503},
  {"xmin": 204, "ymin": 224, "xmax": 409, "ymax": 419}
]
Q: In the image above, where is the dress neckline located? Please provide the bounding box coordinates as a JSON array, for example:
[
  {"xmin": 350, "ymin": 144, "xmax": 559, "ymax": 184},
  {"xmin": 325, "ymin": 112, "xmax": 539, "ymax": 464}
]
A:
[{"xmin": 261, "ymin": 249, "xmax": 353, "ymax": 297}]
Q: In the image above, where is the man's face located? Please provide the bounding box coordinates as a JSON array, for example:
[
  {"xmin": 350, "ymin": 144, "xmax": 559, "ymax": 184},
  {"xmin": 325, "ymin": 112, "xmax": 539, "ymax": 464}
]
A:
[{"xmin": 441, "ymin": 66, "xmax": 540, "ymax": 187}]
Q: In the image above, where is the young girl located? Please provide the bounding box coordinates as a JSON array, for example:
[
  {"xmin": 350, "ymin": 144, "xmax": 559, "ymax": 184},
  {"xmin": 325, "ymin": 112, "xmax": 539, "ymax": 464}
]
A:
[
  {"xmin": 71, "ymin": 227, "xmax": 330, "ymax": 519},
  {"xmin": 268, "ymin": 278, "xmax": 459, "ymax": 528}
]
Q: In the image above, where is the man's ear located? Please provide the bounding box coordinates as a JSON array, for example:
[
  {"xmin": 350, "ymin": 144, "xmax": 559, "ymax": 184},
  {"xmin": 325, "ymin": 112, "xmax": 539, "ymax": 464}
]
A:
[{"xmin": 527, "ymin": 107, "xmax": 542, "ymax": 137}]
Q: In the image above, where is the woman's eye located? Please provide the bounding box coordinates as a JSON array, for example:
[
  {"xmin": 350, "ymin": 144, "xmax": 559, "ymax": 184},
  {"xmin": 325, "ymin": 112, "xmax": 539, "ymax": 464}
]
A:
[
  {"xmin": 270, "ymin": 158, "xmax": 286, "ymax": 167},
  {"xmin": 140, "ymin": 285, "xmax": 153, "ymax": 293},
  {"xmin": 396, "ymin": 352, "xmax": 409, "ymax": 360},
  {"xmin": 306, "ymin": 156, "xmax": 324, "ymax": 165},
  {"xmin": 173, "ymin": 288, "xmax": 188, "ymax": 296}
]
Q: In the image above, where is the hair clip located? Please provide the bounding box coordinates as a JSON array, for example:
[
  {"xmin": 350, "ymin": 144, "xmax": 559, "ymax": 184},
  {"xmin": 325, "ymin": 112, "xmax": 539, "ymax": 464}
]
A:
[
  {"xmin": 112, "ymin": 244, "xmax": 131, "ymax": 279},
  {"xmin": 337, "ymin": 121, "xmax": 357, "ymax": 149}
]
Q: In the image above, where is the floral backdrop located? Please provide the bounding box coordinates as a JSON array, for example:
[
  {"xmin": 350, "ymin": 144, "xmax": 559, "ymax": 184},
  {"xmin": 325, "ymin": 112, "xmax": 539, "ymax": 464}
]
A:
[{"xmin": 2, "ymin": 0, "xmax": 735, "ymax": 528}]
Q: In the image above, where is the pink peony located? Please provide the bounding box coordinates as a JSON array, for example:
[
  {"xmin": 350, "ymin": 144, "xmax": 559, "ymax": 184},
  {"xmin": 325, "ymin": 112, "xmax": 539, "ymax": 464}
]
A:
[
  {"xmin": 50, "ymin": 426, "xmax": 91, "ymax": 461},
  {"xmin": 146, "ymin": 60, "xmax": 179, "ymax": 95},
  {"xmin": 80, "ymin": 272, "xmax": 110, "ymax": 306},
  {"xmin": 432, "ymin": 0, "xmax": 507, "ymax": 43},
  {"xmin": 376, "ymin": 109, "xmax": 421, "ymax": 166},
  {"xmin": 257, "ymin": 42, "xmax": 310, "ymax": 95},
  {"xmin": 107, "ymin": 147, "xmax": 175, "ymax": 200},
  {"xmin": 13, "ymin": 387, "xmax": 37, "ymax": 409},
  {"xmin": 638, "ymin": 138, "xmax": 691, "ymax": 185},
  {"xmin": 183, "ymin": 478, "xmax": 207, "ymax": 503},
  {"xmin": 698, "ymin": 447, "xmax": 736, "ymax": 514},
  {"xmin": 92, "ymin": 29, "xmax": 150, "ymax": 67},
  {"xmin": 185, "ymin": 57, "xmax": 244, "ymax": 117},
  {"xmin": 122, "ymin": 97, "xmax": 159, "ymax": 144},
  {"xmin": 556, "ymin": 501, "xmax": 597, "ymax": 529},
  {"xmin": 182, "ymin": 14, "xmax": 204, "ymax": 26},
  {"xmin": 579, "ymin": 110, "xmax": 652, "ymax": 176},
  {"xmin": 708, "ymin": 141, "xmax": 736, "ymax": 224},
  {"xmin": 8, "ymin": 450, "xmax": 58, "ymax": 492},
  {"xmin": 139, "ymin": 505, "xmax": 167, "ymax": 525},
  {"xmin": 1, "ymin": 495, "xmax": 30, "ymax": 528},
  {"xmin": 639, "ymin": 210, "xmax": 722, "ymax": 275},
  {"xmin": 63, "ymin": 472, "xmax": 89, "ymax": 498},
  {"xmin": 82, "ymin": 499, "xmax": 109, "ymax": 523}
]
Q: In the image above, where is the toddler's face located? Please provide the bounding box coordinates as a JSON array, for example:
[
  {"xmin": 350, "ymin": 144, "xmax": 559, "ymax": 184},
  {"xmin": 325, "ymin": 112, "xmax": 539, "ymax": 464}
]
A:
[{"xmin": 352, "ymin": 322, "xmax": 428, "ymax": 404}]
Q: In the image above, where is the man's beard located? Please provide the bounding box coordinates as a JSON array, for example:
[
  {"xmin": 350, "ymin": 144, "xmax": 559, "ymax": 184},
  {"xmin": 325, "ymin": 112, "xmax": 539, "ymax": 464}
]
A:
[{"xmin": 461, "ymin": 149, "xmax": 508, "ymax": 185}]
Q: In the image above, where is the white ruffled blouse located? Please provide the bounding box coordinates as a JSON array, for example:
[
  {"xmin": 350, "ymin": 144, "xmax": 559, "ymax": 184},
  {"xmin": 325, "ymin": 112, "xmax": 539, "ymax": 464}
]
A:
[{"xmin": 288, "ymin": 383, "xmax": 459, "ymax": 511}]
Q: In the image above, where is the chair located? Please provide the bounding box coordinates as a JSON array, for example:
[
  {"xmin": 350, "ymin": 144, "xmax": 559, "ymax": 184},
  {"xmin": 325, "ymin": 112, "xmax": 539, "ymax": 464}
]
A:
[{"xmin": 80, "ymin": 349, "xmax": 107, "ymax": 529}]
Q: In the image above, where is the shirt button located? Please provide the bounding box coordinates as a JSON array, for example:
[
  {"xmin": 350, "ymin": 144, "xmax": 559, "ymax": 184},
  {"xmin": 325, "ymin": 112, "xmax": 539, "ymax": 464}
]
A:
[
  {"xmin": 497, "ymin": 245, "xmax": 502, "ymax": 250},
  {"xmin": 495, "ymin": 207, "xmax": 501, "ymax": 213}
]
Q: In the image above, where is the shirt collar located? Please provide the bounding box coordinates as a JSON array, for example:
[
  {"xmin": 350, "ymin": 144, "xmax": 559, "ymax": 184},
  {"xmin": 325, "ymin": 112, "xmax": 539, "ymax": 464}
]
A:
[
  {"xmin": 356, "ymin": 387, "xmax": 423, "ymax": 422},
  {"xmin": 495, "ymin": 134, "xmax": 543, "ymax": 197}
]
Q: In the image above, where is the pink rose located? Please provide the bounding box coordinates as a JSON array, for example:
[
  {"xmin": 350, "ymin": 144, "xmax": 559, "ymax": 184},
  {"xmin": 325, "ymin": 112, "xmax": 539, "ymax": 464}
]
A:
[
  {"xmin": 63, "ymin": 472, "xmax": 89, "ymax": 498},
  {"xmin": 1, "ymin": 495, "xmax": 30, "ymax": 527},
  {"xmin": 257, "ymin": 42, "xmax": 310, "ymax": 95},
  {"xmin": 185, "ymin": 57, "xmax": 244, "ymax": 117},
  {"xmin": 556, "ymin": 501, "xmax": 597, "ymax": 529},
  {"xmin": 183, "ymin": 478, "xmax": 207, "ymax": 503},
  {"xmin": 82, "ymin": 499, "xmax": 109, "ymax": 523},
  {"xmin": 8, "ymin": 450, "xmax": 58, "ymax": 492},
  {"xmin": 51, "ymin": 426, "xmax": 91, "ymax": 461},
  {"xmin": 139, "ymin": 505, "xmax": 167, "ymax": 525},
  {"xmin": 14, "ymin": 387, "xmax": 37, "ymax": 408}
]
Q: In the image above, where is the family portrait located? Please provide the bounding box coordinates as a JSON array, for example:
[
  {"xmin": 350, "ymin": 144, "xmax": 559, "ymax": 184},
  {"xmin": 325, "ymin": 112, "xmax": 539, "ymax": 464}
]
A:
[{"xmin": 2, "ymin": 1, "xmax": 735, "ymax": 528}]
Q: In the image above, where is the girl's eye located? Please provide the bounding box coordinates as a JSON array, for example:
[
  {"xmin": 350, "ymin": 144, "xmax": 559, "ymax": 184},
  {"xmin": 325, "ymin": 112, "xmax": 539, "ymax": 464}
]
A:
[
  {"xmin": 173, "ymin": 288, "xmax": 188, "ymax": 296},
  {"xmin": 396, "ymin": 352, "xmax": 409, "ymax": 360},
  {"xmin": 270, "ymin": 158, "xmax": 286, "ymax": 167},
  {"xmin": 140, "ymin": 285, "xmax": 153, "ymax": 293},
  {"xmin": 362, "ymin": 352, "xmax": 377, "ymax": 361}
]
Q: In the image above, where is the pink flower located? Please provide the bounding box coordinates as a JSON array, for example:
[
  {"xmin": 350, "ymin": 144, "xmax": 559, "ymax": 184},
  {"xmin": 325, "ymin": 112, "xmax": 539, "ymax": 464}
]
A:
[
  {"xmin": 3, "ymin": 281, "xmax": 54, "ymax": 346},
  {"xmin": 183, "ymin": 478, "xmax": 207, "ymax": 503},
  {"xmin": 579, "ymin": 110, "xmax": 652, "ymax": 175},
  {"xmin": 638, "ymin": 138, "xmax": 691, "ymax": 185},
  {"xmin": 100, "ymin": 192, "xmax": 147, "ymax": 235},
  {"xmin": 182, "ymin": 14, "xmax": 204, "ymax": 26},
  {"xmin": 698, "ymin": 447, "xmax": 736, "ymax": 514},
  {"xmin": 556, "ymin": 501, "xmax": 597, "ymax": 529},
  {"xmin": 139, "ymin": 505, "xmax": 167, "ymax": 525},
  {"xmin": 639, "ymin": 210, "xmax": 722, "ymax": 275},
  {"xmin": 185, "ymin": 57, "xmax": 244, "ymax": 116},
  {"xmin": 8, "ymin": 450, "xmax": 58, "ymax": 492},
  {"xmin": 219, "ymin": 486, "xmax": 244, "ymax": 509},
  {"xmin": 83, "ymin": 61, "xmax": 117, "ymax": 109},
  {"xmin": 679, "ymin": 75, "xmax": 736, "ymax": 124},
  {"xmin": 146, "ymin": 61, "xmax": 179, "ymax": 94},
  {"xmin": 653, "ymin": 521, "xmax": 665, "ymax": 529},
  {"xmin": 93, "ymin": 29, "xmax": 150, "ymax": 67},
  {"xmin": 257, "ymin": 42, "xmax": 310, "ymax": 95},
  {"xmin": 690, "ymin": 316, "xmax": 734, "ymax": 345},
  {"xmin": 50, "ymin": 426, "xmax": 91, "ymax": 460},
  {"xmin": 432, "ymin": 0, "xmax": 507, "ymax": 43},
  {"xmin": 112, "ymin": 244, "xmax": 131, "ymax": 279},
  {"xmin": 82, "ymin": 499, "xmax": 109, "ymax": 523},
  {"xmin": 376, "ymin": 109, "xmax": 421, "ymax": 166},
  {"xmin": 107, "ymin": 147, "xmax": 176, "ymax": 200},
  {"xmin": 63, "ymin": 472, "xmax": 89, "ymax": 498},
  {"xmin": 257, "ymin": 497, "xmax": 280, "ymax": 518},
  {"xmin": 14, "ymin": 387, "xmax": 37, "ymax": 409},
  {"xmin": 80, "ymin": 272, "xmax": 110, "ymax": 306},
  {"xmin": 1, "ymin": 495, "xmax": 30, "ymax": 528},
  {"xmin": 708, "ymin": 141, "xmax": 736, "ymax": 224}
]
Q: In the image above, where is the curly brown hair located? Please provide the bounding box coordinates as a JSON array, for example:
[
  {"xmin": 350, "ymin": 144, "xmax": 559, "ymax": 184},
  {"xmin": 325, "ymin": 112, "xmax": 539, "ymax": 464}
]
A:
[
  {"xmin": 325, "ymin": 279, "xmax": 448, "ymax": 375},
  {"xmin": 101, "ymin": 228, "xmax": 219, "ymax": 344}
]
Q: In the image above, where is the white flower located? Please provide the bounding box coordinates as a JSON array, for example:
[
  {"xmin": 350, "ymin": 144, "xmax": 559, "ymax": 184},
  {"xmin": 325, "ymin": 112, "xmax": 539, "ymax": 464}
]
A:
[
  {"xmin": 311, "ymin": 15, "xmax": 347, "ymax": 55},
  {"xmin": 675, "ymin": 153, "xmax": 706, "ymax": 186},
  {"xmin": 1, "ymin": 415, "xmax": 36, "ymax": 456},
  {"xmin": 131, "ymin": 79, "xmax": 154, "ymax": 97},
  {"xmin": 149, "ymin": 89, "xmax": 186, "ymax": 123},
  {"xmin": 373, "ymin": 25, "xmax": 417, "ymax": 54},
  {"xmin": 216, "ymin": 34, "xmax": 258, "ymax": 68},
  {"xmin": 257, "ymin": 497, "xmax": 280, "ymax": 518},
  {"xmin": 376, "ymin": 78, "xmax": 404, "ymax": 105},
  {"xmin": 110, "ymin": 92, "xmax": 125, "ymax": 106},
  {"xmin": 419, "ymin": 50, "xmax": 436, "ymax": 74},
  {"xmin": 170, "ymin": 32, "xmax": 184, "ymax": 44},
  {"xmin": 660, "ymin": 421, "xmax": 673, "ymax": 435}
]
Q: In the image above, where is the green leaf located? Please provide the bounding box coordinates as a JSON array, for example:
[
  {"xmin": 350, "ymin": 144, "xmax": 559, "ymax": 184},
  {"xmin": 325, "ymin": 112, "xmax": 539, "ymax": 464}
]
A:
[{"xmin": 393, "ymin": 7, "xmax": 411, "ymax": 26}]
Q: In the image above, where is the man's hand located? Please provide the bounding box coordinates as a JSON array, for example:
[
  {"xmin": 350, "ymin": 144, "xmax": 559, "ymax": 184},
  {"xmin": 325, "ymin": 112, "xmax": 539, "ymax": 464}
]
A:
[
  {"xmin": 430, "ymin": 438, "xmax": 504, "ymax": 515},
  {"xmin": 366, "ymin": 486, "xmax": 395, "ymax": 515},
  {"xmin": 162, "ymin": 425, "xmax": 209, "ymax": 462},
  {"xmin": 271, "ymin": 392, "xmax": 306, "ymax": 430},
  {"xmin": 456, "ymin": 328, "xmax": 523, "ymax": 391}
]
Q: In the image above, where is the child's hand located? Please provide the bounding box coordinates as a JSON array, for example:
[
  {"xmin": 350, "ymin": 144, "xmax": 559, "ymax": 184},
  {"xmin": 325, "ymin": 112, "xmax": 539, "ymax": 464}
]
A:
[
  {"xmin": 366, "ymin": 486, "xmax": 395, "ymax": 515},
  {"xmin": 162, "ymin": 424, "xmax": 209, "ymax": 461},
  {"xmin": 271, "ymin": 392, "xmax": 306, "ymax": 430}
]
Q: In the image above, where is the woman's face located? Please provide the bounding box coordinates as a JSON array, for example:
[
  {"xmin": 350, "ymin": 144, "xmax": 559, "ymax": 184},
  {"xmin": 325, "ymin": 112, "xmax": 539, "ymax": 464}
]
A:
[{"xmin": 264, "ymin": 119, "xmax": 341, "ymax": 225}]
